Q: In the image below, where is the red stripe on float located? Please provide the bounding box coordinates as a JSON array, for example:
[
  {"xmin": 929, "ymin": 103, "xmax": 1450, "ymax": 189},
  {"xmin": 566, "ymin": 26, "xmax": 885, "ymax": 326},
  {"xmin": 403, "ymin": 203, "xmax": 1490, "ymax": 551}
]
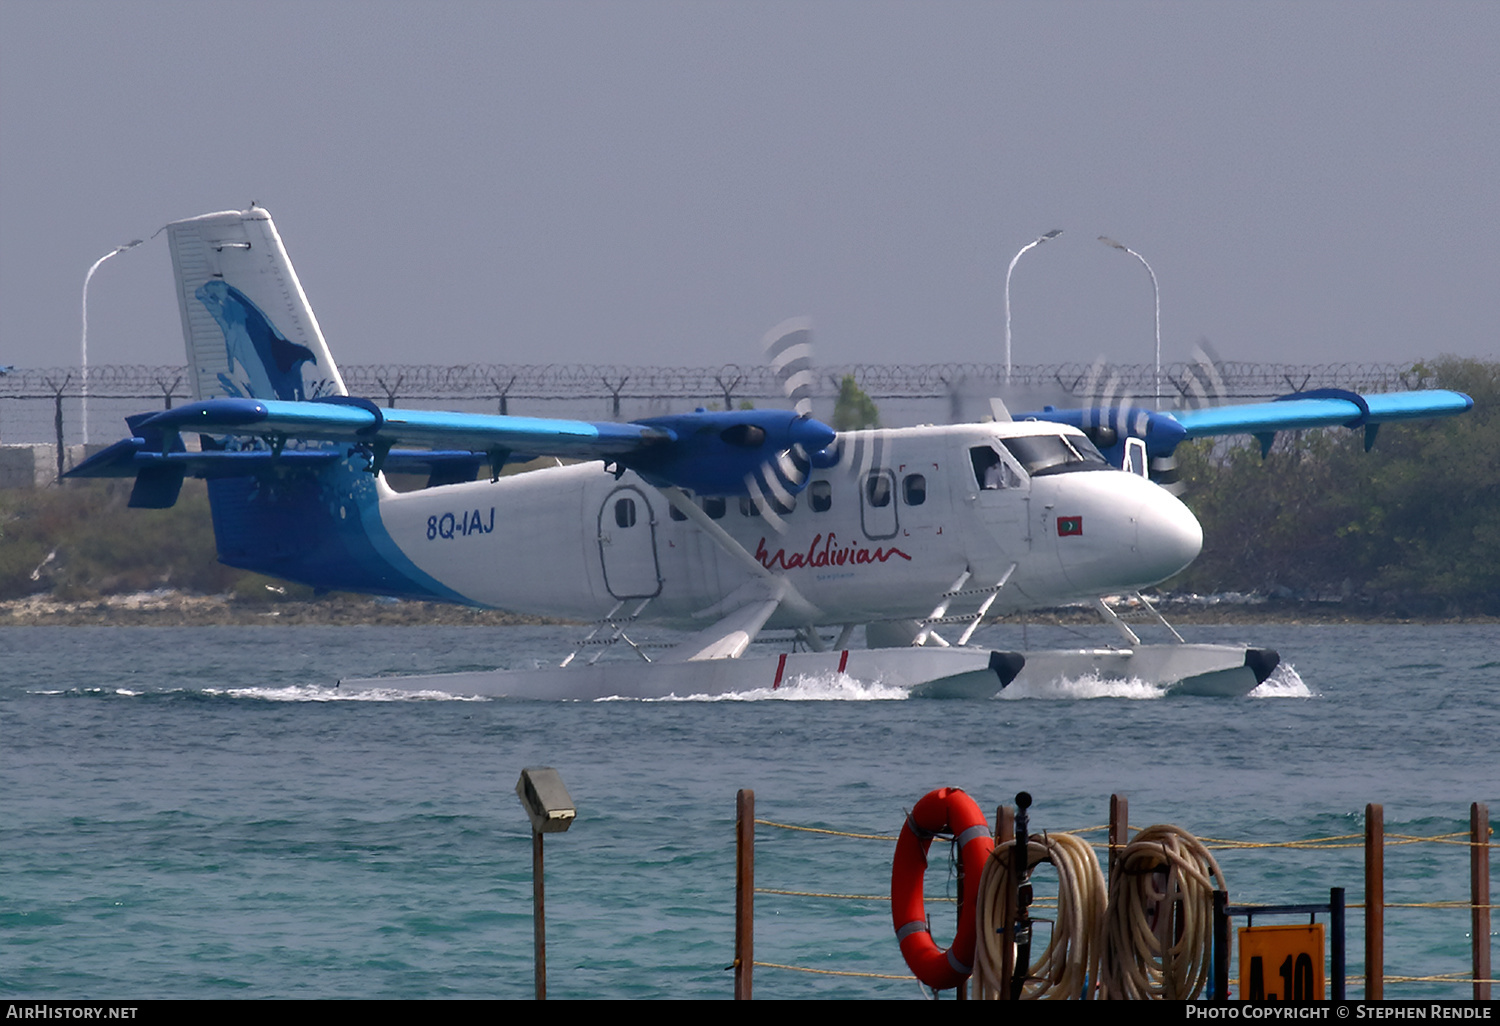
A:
[
  {"xmin": 773, "ymin": 653, "xmax": 787, "ymax": 689},
  {"xmin": 838, "ymin": 650, "xmax": 849, "ymax": 674}
]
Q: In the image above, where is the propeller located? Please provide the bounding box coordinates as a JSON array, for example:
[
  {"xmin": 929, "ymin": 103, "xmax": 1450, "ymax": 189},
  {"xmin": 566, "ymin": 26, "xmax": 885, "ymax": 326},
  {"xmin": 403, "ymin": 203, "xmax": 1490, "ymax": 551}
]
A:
[
  {"xmin": 754, "ymin": 318, "xmax": 848, "ymax": 532},
  {"xmin": 1174, "ymin": 340, "xmax": 1230, "ymax": 414},
  {"xmin": 621, "ymin": 318, "xmax": 840, "ymax": 535},
  {"xmin": 1067, "ymin": 356, "xmax": 1150, "ymax": 462},
  {"xmin": 764, "ymin": 316, "xmax": 816, "ymax": 417},
  {"xmin": 1070, "ymin": 343, "xmax": 1231, "ymax": 492},
  {"xmin": 1150, "ymin": 341, "xmax": 1231, "ymax": 490},
  {"xmin": 1013, "ymin": 356, "xmax": 1184, "ymax": 489}
]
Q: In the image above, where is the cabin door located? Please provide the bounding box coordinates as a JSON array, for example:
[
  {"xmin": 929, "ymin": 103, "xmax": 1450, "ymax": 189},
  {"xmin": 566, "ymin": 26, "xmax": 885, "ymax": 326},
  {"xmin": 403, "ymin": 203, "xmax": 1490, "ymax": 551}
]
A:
[
  {"xmin": 961, "ymin": 443, "xmax": 1031, "ymax": 563},
  {"xmin": 597, "ymin": 486, "xmax": 663, "ymax": 599}
]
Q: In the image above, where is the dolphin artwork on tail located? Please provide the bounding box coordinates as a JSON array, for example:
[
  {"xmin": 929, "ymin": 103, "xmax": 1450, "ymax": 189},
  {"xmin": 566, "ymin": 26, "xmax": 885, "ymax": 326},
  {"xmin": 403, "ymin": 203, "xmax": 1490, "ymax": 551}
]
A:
[{"xmin": 196, "ymin": 280, "xmax": 318, "ymax": 401}]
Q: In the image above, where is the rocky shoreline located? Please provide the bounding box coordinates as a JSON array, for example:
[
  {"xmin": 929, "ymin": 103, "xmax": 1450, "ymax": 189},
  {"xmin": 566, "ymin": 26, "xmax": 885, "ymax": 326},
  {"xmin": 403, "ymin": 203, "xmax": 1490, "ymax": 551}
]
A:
[
  {"xmin": 1, "ymin": 590, "xmax": 1492, "ymax": 627},
  {"xmin": 0, "ymin": 591, "xmax": 553, "ymax": 627}
]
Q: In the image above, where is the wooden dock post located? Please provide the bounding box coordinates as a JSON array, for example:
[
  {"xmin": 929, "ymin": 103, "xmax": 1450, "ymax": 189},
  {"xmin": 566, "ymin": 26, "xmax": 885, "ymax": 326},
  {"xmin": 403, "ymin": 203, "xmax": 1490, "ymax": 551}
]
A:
[
  {"xmin": 1473, "ymin": 802, "xmax": 1492, "ymax": 1001},
  {"xmin": 735, "ymin": 788, "xmax": 755, "ymax": 1000},
  {"xmin": 1331, "ymin": 887, "xmax": 1347, "ymax": 1001},
  {"xmin": 1365, "ymin": 802, "xmax": 1384, "ymax": 1000},
  {"xmin": 515, "ymin": 768, "xmax": 576, "ymax": 1002},
  {"xmin": 993, "ymin": 804, "xmax": 1015, "ymax": 999},
  {"xmin": 1109, "ymin": 793, "xmax": 1129, "ymax": 881},
  {"xmin": 532, "ymin": 830, "xmax": 546, "ymax": 999}
]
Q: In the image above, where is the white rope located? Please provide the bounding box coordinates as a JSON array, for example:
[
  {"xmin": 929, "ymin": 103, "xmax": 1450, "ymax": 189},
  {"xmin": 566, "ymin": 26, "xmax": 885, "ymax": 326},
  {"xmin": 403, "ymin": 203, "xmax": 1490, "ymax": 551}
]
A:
[
  {"xmin": 1099, "ymin": 824, "xmax": 1226, "ymax": 1000},
  {"xmin": 972, "ymin": 832, "xmax": 1107, "ymax": 999}
]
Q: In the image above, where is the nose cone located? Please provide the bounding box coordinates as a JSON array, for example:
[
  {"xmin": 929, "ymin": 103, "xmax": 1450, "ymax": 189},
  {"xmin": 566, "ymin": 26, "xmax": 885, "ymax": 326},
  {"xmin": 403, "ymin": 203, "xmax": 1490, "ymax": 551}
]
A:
[
  {"xmin": 790, "ymin": 414, "xmax": 837, "ymax": 453},
  {"xmin": 1044, "ymin": 471, "xmax": 1203, "ymax": 595},
  {"xmin": 1134, "ymin": 485, "xmax": 1203, "ymax": 582}
]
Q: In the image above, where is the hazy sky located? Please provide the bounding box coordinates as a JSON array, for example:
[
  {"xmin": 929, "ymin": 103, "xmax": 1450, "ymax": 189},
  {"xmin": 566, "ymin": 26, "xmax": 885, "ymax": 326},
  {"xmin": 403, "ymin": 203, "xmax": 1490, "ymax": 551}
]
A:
[{"xmin": 2, "ymin": 1, "xmax": 1496, "ymax": 374}]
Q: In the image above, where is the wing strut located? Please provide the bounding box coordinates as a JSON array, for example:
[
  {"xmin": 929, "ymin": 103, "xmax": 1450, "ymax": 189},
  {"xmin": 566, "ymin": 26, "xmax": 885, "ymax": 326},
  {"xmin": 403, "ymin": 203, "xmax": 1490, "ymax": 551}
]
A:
[
  {"xmin": 656, "ymin": 486, "xmax": 821, "ymax": 626},
  {"xmin": 913, "ymin": 564, "xmax": 1017, "ymax": 647},
  {"xmin": 560, "ymin": 597, "xmax": 654, "ymax": 667},
  {"xmin": 955, "ymin": 564, "xmax": 1018, "ymax": 646},
  {"xmin": 913, "ymin": 569, "xmax": 971, "ymax": 647},
  {"xmin": 1092, "ymin": 591, "xmax": 1186, "ymax": 647}
]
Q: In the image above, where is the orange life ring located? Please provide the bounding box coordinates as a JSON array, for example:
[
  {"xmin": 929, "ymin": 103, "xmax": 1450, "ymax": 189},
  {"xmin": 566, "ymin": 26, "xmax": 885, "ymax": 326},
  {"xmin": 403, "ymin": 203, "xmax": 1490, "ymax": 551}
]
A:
[{"xmin": 890, "ymin": 787, "xmax": 994, "ymax": 990}]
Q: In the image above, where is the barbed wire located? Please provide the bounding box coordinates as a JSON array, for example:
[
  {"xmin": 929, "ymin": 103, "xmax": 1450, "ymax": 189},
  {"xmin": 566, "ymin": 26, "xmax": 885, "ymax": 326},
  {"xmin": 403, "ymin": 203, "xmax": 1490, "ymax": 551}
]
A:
[
  {"xmin": 0, "ymin": 360, "xmax": 1439, "ymax": 450},
  {"xmin": 0, "ymin": 360, "xmax": 1428, "ymax": 402}
]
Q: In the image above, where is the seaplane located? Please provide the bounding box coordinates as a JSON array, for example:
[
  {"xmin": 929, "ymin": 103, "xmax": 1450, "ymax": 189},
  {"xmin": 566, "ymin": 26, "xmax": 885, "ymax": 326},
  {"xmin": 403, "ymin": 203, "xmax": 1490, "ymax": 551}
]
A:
[{"xmin": 69, "ymin": 207, "xmax": 1474, "ymax": 699}]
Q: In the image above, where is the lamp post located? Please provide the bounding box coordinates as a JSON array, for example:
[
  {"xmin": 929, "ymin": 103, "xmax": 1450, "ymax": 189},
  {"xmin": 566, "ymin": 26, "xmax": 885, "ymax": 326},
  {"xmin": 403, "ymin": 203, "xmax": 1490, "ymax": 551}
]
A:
[
  {"xmin": 1098, "ymin": 236, "xmax": 1161, "ymax": 409},
  {"xmin": 81, "ymin": 239, "xmax": 144, "ymax": 444},
  {"xmin": 1004, "ymin": 229, "xmax": 1062, "ymax": 386}
]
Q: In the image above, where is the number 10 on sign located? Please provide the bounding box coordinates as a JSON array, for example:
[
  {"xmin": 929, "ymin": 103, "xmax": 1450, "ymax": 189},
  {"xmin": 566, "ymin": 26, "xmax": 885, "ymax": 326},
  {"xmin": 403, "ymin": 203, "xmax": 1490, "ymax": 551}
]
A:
[{"xmin": 1238, "ymin": 923, "xmax": 1325, "ymax": 1001}]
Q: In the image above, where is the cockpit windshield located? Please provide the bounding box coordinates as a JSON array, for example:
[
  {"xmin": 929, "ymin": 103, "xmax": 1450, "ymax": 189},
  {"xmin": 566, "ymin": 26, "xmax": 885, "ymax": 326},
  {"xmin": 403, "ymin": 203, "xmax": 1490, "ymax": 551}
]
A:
[{"xmin": 1001, "ymin": 433, "xmax": 1112, "ymax": 477}]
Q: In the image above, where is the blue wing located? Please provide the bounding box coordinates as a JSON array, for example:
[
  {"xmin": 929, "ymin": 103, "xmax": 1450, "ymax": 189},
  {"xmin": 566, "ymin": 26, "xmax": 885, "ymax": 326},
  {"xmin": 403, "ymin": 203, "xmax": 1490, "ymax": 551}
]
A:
[
  {"xmin": 1171, "ymin": 388, "xmax": 1474, "ymax": 438},
  {"xmin": 1017, "ymin": 387, "xmax": 1474, "ymax": 482},
  {"xmin": 133, "ymin": 396, "xmax": 670, "ymax": 457},
  {"xmin": 68, "ymin": 397, "xmax": 837, "ymax": 508}
]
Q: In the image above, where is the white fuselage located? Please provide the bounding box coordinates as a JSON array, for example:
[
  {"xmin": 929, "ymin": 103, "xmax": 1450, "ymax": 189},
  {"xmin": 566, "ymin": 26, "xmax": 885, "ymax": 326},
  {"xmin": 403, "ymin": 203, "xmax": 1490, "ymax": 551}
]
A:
[{"xmin": 375, "ymin": 421, "xmax": 1203, "ymax": 628}]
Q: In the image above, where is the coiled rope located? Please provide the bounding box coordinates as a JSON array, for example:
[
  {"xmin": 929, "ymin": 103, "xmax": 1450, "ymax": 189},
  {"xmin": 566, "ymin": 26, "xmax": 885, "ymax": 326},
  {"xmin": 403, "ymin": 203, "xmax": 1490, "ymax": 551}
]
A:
[
  {"xmin": 972, "ymin": 832, "xmax": 1107, "ymax": 999},
  {"xmin": 1099, "ymin": 824, "xmax": 1227, "ymax": 1000}
]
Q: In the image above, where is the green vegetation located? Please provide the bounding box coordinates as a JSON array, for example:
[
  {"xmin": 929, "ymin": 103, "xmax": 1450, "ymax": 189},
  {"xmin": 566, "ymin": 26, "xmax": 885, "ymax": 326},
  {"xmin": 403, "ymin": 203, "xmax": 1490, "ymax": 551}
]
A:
[
  {"xmin": 1170, "ymin": 357, "xmax": 1499, "ymax": 614},
  {"xmin": 0, "ymin": 479, "xmax": 239, "ymax": 600},
  {"xmin": 832, "ymin": 374, "xmax": 881, "ymax": 431}
]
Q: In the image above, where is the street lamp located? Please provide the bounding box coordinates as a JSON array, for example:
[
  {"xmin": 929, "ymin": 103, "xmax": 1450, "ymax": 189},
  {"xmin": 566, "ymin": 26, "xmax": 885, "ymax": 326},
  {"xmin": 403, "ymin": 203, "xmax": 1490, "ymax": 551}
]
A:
[
  {"xmin": 1098, "ymin": 236, "xmax": 1161, "ymax": 409},
  {"xmin": 1004, "ymin": 229, "xmax": 1063, "ymax": 386},
  {"xmin": 81, "ymin": 238, "xmax": 144, "ymax": 445}
]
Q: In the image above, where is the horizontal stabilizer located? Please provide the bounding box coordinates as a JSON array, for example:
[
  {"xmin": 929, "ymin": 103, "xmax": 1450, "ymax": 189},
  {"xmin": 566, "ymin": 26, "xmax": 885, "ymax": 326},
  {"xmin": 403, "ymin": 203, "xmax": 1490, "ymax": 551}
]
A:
[{"xmin": 64, "ymin": 439, "xmax": 502, "ymax": 499}]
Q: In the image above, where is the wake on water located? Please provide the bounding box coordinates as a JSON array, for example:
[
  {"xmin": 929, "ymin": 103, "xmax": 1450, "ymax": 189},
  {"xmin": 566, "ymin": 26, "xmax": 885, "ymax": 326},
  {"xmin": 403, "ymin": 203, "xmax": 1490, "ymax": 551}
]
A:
[
  {"xmin": 203, "ymin": 684, "xmax": 488, "ymax": 702},
  {"xmin": 662, "ymin": 660, "xmax": 1312, "ymax": 702},
  {"xmin": 59, "ymin": 662, "xmax": 1311, "ymax": 703},
  {"xmin": 1247, "ymin": 661, "xmax": 1312, "ymax": 698},
  {"xmin": 636, "ymin": 672, "xmax": 911, "ymax": 702},
  {"xmin": 997, "ymin": 661, "xmax": 1310, "ymax": 700}
]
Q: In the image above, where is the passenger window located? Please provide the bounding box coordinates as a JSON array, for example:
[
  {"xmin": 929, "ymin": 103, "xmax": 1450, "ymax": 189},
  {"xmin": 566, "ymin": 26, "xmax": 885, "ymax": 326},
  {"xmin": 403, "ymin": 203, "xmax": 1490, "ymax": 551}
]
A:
[
  {"xmin": 669, "ymin": 503, "xmax": 687, "ymax": 522},
  {"xmin": 739, "ymin": 496, "xmax": 760, "ymax": 517},
  {"xmin": 614, "ymin": 498, "xmax": 636, "ymax": 528},
  {"xmin": 703, "ymin": 496, "xmax": 726, "ymax": 520},
  {"xmin": 809, "ymin": 480, "xmax": 832, "ymax": 513},
  {"xmin": 903, "ymin": 474, "xmax": 926, "ymax": 506},
  {"xmin": 866, "ymin": 473, "xmax": 892, "ymax": 508}
]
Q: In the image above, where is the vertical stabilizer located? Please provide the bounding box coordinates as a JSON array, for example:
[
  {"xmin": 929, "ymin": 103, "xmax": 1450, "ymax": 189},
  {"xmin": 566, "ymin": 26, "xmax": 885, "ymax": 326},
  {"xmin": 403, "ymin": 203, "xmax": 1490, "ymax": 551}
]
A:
[{"xmin": 166, "ymin": 207, "xmax": 346, "ymax": 402}]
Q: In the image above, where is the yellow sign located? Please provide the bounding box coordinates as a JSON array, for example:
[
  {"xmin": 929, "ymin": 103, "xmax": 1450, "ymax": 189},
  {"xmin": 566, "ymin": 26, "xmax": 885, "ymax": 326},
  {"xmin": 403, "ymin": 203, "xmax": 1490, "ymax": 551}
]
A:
[{"xmin": 1238, "ymin": 923, "xmax": 1325, "ymax": 1001}]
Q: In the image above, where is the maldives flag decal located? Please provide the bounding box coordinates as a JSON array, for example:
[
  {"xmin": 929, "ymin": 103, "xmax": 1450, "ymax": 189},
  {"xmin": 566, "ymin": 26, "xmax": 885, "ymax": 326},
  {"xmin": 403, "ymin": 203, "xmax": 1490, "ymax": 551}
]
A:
[{"xmin": 1057, "ymin": 515, "xmax": 1083, "ymax": 537}]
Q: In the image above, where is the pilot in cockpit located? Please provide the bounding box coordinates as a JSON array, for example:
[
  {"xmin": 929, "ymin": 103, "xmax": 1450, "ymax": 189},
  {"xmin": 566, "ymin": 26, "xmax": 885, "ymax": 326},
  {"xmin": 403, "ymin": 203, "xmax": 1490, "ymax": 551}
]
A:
[{"xmin": 971, "ymin": 446, "xmax": 1014, "ymax": 489}]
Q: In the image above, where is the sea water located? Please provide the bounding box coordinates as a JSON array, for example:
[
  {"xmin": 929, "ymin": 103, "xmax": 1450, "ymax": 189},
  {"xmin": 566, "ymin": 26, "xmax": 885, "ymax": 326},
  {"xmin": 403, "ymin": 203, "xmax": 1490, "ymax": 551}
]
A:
[{"xmin": 2, "ymin": 623, "xmax": 1496, "ymax": 999}]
